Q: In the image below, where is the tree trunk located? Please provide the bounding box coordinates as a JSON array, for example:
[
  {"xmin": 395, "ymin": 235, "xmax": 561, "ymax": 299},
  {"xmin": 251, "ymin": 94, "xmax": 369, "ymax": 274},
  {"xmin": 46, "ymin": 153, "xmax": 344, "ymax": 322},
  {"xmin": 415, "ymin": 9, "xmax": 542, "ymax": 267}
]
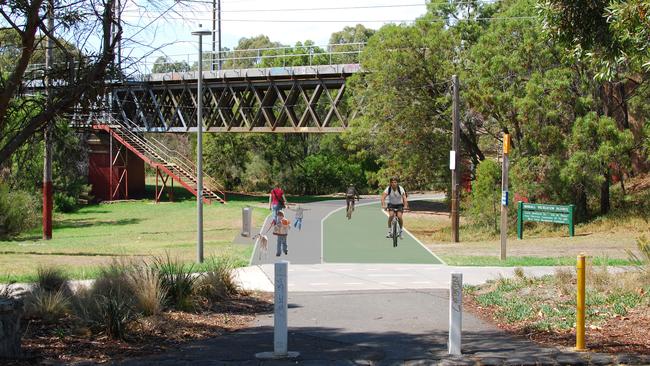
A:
[
  {"xmin": 576, "ymin": 187, "xmax": 588, "ymax": 223},
  {"xmin": 0, "ymin": 299, "xmax": 24, "ymax": 359},
  {"xmin": 600, "ymin": 170, "xmax": 610, "ymax": 215}
]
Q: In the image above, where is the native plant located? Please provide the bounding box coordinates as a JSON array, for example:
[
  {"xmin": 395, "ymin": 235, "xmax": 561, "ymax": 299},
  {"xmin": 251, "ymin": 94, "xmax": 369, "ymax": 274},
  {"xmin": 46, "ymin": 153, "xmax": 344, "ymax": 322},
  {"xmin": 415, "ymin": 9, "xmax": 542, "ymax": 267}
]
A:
[
  {"xmin": 197, "ymin": 256, "xmax": 240, "ymax": 304},
  {"xmin": 627, "ymin": 235, "xmax": 650, "ymax": 282},
  {"xmin": 153, "ymin": 254, "xmax": 199, "ymax": 311}
]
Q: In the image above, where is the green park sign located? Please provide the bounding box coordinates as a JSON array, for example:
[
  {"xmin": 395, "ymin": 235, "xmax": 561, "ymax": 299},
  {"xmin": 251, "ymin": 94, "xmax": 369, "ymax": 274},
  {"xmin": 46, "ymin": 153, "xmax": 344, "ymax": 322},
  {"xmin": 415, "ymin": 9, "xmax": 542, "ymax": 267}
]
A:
[{"xmin": 517, "ymin": 202, "xmax": 575, "ymax": 239}]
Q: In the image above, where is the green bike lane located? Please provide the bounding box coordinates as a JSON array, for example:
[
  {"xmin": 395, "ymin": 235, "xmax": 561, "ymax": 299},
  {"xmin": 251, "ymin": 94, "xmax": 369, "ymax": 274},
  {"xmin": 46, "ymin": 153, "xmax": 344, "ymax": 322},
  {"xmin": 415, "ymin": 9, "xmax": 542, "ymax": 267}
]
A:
[{"xmin": 323, "ymin": 202, "xmax": 443, "ymax": 264}]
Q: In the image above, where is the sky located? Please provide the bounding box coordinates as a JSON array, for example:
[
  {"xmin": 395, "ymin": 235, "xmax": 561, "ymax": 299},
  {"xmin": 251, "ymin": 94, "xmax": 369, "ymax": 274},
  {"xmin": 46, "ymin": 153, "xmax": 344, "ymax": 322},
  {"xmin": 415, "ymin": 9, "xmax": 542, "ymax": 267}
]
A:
[{"xmin": 119, "ymin": 0, "xmax": 429, "ymax": 69}]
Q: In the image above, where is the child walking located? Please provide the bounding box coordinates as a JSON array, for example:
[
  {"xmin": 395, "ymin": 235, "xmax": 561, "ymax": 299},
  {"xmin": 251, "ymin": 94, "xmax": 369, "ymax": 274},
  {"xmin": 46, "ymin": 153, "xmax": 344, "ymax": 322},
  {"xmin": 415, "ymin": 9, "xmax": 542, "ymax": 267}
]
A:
[
  {"xmin": 288, "ymin": 204, "xmax": 310, "ymax": 231},
  {"xmin": 267, "ymin": 211, "xmax": 290, "ymax": 257}
]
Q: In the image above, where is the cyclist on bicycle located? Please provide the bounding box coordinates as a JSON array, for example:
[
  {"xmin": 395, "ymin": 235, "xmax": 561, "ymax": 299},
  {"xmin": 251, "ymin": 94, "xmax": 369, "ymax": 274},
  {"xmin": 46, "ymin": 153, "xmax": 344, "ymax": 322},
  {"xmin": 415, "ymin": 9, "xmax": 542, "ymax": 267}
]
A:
[
  {"xmin": 381, "ymin": 177, "xmax": 408, "ymax": 238},
  {"xmin": 345, "ymin": 184, "xmax": 359, "ymax": 218}
]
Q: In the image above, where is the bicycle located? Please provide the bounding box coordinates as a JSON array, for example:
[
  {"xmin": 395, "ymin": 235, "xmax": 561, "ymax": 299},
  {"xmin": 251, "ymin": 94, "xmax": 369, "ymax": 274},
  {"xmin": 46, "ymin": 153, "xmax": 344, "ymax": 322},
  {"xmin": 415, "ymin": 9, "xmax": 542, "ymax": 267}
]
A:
[
  {"xmin": 385, "ymin": 207, "xmax": 407, "ymax": 247},
  {"xmin": 346, "ymin": 197, "xmax": 357, "ymax": 220}
]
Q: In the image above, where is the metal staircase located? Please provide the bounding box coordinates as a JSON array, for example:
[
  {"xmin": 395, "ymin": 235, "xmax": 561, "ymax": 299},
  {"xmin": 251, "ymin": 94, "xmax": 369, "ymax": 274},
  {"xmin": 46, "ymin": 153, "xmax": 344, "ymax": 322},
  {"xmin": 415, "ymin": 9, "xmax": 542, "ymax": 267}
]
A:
[{"xmin": 94, "ymin": 117, "xmax": 226, "ymax": 204}]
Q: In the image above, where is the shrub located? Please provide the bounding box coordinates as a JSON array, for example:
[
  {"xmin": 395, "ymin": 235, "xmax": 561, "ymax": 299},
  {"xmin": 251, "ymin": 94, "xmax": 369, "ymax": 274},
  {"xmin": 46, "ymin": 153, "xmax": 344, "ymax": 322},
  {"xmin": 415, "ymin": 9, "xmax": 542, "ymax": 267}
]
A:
[
  {"xmin": 0, "ymin": 183, "xmax": 38, "ymax": 238},
  {"xmin": 468, "ymin": 159, "xmax": 501, "ymax": 231},
  {"xmin": 153, "ymin": 254, "xmax": 199, "ymax": 311},
  {"xmin": 95, "ymin": 292, "xmax": 133, "ymax": 340},
  {"xmin": 197, "ymin": 256, "xmax": 240, "ymax": 303},
  {"xmin": 74, "ymin": 261, "xmax": 137, "ymax": 339},
  {"xmin": 54, "ymin": 192, "xmax": 77, "ymax": 213},
  {"xmin": 36, "ymin": 266, "xmax": 71, "ymax": 295},
  {"xmin": 127, "ymin": 263, "xmax": 166, "ymax": 316},
  {"xmin": 24, "ymin": 288, "xmax": 70, "ymax": 322}
]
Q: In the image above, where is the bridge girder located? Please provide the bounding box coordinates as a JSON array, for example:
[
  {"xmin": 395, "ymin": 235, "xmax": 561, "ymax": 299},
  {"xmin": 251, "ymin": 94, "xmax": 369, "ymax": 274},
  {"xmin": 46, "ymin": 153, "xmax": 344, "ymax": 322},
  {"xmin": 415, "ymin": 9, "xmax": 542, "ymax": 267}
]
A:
[{"xmin": 112, "ymin": 65, "xmax": 359, "ymax": 133}]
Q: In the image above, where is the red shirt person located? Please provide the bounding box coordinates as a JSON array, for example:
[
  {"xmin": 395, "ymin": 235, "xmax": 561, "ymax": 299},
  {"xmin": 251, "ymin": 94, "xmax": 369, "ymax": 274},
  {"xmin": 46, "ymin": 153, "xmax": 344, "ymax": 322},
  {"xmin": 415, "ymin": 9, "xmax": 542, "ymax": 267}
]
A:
[{"xmin": 268, "ymin": 183, "xmax": 287, "ymax": 221}]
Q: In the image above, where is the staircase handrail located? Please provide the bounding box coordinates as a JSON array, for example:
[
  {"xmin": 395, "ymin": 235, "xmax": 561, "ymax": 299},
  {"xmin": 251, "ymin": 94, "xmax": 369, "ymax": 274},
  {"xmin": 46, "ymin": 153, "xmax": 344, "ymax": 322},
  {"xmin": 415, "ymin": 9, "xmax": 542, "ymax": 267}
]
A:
[
  {"xmin": 144, "ymin": 134, "xmax": 226, "ymax": 196},
  {"xmin": 107, "ymin": 116, "xmax": 225, "ymax": 200}
]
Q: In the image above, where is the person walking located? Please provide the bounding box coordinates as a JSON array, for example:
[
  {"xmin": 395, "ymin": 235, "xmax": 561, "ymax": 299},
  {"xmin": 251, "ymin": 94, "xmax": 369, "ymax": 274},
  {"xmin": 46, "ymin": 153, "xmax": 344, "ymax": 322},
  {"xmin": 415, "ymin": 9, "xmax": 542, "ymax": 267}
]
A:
[
  {"xmin": 266, "ymin": 210, "xmax": 291, "ymax": 256},
  {"xmin": 269, "ymin": 183, "xmax": 287, "ymax": 222},
  {"xmin": 288, "ymin": 204, "xmax": 309, "ymax": 230}
]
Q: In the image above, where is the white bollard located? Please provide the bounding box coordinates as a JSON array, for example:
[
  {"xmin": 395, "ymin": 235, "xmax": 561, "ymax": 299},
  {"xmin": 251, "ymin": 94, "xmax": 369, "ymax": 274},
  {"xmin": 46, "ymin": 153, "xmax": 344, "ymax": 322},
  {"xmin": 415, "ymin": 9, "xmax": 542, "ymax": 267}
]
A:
[
  {"xmin": 255, "ymin": 261, "xmax": 299, "ymax": 360},
  {"xmin": 274, "ymin": 261, "xmax": 288, "ymax": 355},
  {"xmin": 241, "ymin": 206, "xmax": 252, "ymax": 237},
  {"xmin": 449, "ymin": 272, "xmax": 463, "ymax": 355}
]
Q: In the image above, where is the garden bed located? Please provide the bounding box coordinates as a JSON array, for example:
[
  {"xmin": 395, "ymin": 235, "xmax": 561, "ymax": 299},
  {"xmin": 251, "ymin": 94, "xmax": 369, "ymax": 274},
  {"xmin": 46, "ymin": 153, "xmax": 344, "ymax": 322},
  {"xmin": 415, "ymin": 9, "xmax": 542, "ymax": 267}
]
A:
[{"xmin": 465, "ymin": 264, "xmax": 650, "ymax": 355}]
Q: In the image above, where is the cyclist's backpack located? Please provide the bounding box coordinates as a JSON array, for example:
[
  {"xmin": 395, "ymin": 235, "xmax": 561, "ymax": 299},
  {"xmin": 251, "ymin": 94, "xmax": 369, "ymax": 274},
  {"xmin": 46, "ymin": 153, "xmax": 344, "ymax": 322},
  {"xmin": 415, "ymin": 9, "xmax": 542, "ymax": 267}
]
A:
[
  {"xmin": 387, "ymin": 185, "xmax": 406, "ymax": 196},
  {"xmin": 346, "ymin": 186, "xmax": 356, "ymax": 196}
]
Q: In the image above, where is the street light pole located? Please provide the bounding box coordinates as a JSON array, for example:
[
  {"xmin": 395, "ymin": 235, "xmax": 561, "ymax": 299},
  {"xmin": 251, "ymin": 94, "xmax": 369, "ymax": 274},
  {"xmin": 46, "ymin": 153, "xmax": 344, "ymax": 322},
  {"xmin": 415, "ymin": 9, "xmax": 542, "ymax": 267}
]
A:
[{"xmin": 192, "ymin": 26, "xmax": 211, "ymax": 264}]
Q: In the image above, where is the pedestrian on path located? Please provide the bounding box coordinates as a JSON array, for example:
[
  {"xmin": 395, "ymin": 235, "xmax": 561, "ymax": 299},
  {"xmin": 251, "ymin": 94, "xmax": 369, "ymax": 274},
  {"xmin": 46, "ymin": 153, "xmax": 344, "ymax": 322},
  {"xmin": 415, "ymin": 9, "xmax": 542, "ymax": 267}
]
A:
[
  {"xmin": 268, "ymin": 183, "xmax": 287, "ymax": 222},
  {"xmin": 266, "ymin": 210, "xmax": 290, "ymax": 256},
  {"xmin": 287, "ymin": 204, "xmax": 310, "ymax": 230}
]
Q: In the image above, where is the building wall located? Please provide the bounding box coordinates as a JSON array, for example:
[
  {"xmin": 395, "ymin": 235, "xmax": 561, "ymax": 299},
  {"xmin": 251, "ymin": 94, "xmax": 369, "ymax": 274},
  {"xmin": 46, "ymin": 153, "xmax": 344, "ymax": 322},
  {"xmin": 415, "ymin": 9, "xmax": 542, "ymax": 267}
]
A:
[{"xmin": 87, "ymin": 132, "xmax": 145, "ymax": 202}]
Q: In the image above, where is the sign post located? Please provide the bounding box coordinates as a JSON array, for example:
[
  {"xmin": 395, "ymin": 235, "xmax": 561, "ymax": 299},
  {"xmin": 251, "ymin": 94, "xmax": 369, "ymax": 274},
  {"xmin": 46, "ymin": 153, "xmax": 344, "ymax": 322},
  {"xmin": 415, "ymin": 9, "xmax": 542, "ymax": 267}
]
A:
[
  {"xmin": 500, "ymin": 133, "xmax": 510, "ymax": 261},
  {"xmin": 517, "ymin": 203, "xmax": 576, "ymax": 239}
]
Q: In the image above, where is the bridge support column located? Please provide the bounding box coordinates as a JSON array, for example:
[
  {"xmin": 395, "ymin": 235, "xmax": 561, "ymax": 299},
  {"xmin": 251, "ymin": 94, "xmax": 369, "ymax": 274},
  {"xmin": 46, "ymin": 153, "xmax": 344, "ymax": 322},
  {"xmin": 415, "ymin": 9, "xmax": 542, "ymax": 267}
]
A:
[{"xmin": 154, "ymin": 166, "xmax": 174, "ymax": 203}]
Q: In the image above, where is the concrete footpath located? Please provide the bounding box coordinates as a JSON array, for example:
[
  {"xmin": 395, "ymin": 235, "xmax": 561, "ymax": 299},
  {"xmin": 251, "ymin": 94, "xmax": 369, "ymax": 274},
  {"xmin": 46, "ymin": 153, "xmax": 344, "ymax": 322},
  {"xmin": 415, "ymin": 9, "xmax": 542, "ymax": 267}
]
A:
[
  {"xmin": 114, "ymin": 265, "xmax": 650, "ymax": 365},
  {"xmin": 116, "ymin": 288, "xmax": 644, "ymax": 366},
  {"xmin": 115, "ymin": 198, "xmax": 647, "ymax": 365}
]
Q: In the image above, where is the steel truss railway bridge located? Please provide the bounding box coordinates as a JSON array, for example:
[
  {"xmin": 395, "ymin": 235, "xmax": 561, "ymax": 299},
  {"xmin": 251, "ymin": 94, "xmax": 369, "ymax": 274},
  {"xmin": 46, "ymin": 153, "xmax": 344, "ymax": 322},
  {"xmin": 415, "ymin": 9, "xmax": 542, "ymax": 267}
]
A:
[
  {"xmin": 58, "ymin": 47, "xmax": 362, "ymax": 207},
  {"xmin": 111, "ymin": 63, "xmax": 360, "ymax": 133}
]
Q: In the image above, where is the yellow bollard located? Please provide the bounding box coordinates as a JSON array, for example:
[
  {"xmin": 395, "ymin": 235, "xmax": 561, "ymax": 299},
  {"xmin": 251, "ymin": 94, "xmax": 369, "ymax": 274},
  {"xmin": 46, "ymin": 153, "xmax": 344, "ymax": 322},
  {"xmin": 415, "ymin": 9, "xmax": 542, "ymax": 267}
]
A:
[{"xmin": 576, "ymin": 254, "xmax": 587, "ymax": 351}]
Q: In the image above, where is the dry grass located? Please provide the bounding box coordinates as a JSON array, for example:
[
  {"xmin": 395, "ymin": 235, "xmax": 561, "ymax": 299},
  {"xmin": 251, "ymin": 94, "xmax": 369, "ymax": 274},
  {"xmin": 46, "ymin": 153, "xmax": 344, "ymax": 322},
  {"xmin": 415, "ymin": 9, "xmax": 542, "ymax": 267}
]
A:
[
  {"xmin": 127, "ymin": 263, "xmax": 166, "ymax": 316},
  {"xmin": 35, "ymin": 266, "xmax": 71, "ymax": 295},
  {"xmin": 24, "ymin": 288, "xmax": 71, "ymax": 322},
  {"xmin": 196, "ymin": 257, "xmax": 240, "ymax": 304}
]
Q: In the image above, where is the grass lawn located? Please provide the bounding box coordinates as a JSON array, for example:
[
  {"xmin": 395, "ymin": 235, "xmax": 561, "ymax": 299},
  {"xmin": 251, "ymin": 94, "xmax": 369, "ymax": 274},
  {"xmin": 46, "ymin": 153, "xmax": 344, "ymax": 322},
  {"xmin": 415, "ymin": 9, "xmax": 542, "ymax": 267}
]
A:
[
  {"xmin": 0, "ymin": 187, "xmax": 275, "ymax": 282},
  {"xmin": 405, "ymin": 196, "xmax": 648, "ymax": 266}
]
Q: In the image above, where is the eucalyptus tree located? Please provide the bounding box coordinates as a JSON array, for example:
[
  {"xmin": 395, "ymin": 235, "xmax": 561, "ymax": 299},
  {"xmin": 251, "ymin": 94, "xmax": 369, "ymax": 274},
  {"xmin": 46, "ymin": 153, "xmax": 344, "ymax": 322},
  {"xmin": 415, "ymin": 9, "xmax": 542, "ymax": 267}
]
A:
[{"xmin": 0, "ymin": 0, "xmax": 121, "ymax": 164}]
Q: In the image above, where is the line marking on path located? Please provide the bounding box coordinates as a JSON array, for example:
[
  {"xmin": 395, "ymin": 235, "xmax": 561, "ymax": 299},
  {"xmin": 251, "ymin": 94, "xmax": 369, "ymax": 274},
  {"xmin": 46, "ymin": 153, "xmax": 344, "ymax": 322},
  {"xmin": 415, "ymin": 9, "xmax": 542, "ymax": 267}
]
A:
[
  {"xmin": 380, "ymin": 282, "xmax": 398, "ymax": 285},
  {"xmin": 343, "ymin": 282, "xmax": 363, "ymax": 285},
  {"xmin": 367, "ymin": 274, "xmax": 414, "ymax": 277},
  {"xmin": 412, "ymin": 281, "xmax": 432, "ymax": 284},
  {"xmin": 310, "ymin": 283, "xmax": 329, "ymax": 286}
]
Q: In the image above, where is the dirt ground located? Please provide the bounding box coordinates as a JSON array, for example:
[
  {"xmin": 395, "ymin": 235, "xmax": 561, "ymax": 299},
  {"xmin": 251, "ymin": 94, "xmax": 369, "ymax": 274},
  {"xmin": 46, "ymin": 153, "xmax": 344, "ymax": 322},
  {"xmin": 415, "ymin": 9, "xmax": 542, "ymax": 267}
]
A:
[
  {"xmin": 7, "ymin": 292, "xmax": 273, "ymax": 365},
  {"xmin": 466, "ymin": 288, "xmax": 650, "ymax": 355}
]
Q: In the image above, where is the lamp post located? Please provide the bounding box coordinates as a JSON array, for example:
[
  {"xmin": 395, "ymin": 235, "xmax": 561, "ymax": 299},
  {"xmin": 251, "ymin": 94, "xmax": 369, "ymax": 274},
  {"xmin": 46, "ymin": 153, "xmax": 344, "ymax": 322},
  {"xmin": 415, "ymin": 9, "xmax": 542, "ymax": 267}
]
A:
[{"xmin": 192, "ymin": 26, "xmax": 211, "ymax": 263}]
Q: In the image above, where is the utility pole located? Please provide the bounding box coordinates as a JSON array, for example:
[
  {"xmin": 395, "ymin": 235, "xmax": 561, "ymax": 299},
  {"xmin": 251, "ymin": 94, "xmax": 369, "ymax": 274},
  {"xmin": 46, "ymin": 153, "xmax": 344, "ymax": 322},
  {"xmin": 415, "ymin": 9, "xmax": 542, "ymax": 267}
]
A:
[
  {"xmin": 43, "ymin": 0, "xmax": 55, "ymax": 240},
  {"xmin": 117, "ymin": 0, "xmax": 122, "ymax": 77},
  {"xmin": 450, "ymin": 75, "xmax": 460, "ymax": 243},
  {"xmin": 500, "ymin": 130, "xmax": 511, "ymax": 260},
  {"xmin": 212, "ymin": 0, "xmax": 222, "ymax": 71}
]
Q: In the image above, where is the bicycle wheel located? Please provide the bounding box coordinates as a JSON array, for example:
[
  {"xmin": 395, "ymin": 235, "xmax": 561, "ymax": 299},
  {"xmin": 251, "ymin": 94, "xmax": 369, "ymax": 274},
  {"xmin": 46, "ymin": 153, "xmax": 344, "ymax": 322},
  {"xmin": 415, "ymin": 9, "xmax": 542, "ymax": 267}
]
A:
[{"xmin": 392, "ymin": 218, "xmax": 398, "ymax": 247}]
